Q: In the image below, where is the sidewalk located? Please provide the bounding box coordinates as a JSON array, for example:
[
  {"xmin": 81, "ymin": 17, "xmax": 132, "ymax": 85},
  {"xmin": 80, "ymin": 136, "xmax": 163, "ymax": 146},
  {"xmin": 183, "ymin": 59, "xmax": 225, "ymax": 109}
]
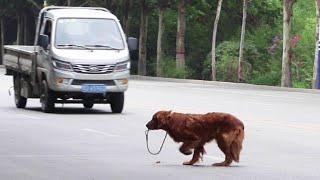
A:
[{"xmin": 130, "ymin": 75, "xmax": 320, "ymax": 94}]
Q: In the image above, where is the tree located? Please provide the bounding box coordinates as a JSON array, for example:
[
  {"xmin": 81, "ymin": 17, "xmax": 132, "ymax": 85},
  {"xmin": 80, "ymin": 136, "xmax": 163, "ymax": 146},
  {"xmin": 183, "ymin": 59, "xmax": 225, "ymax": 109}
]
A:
[
  {"xmin": 122, "ymin": 0, "xmax": 132, "ymax": 35},
  {"xmin": 104, "ymin": 0, "xmax": 118, "ymax": 13},
  {"xmin": 211, "ymin": 0, "xmax": 223, "ymax": 81},
  {"xmin": 0, "ymin": 0, "xmax": 6, "ymax": 64},
  {"xmin": 176, "ymin": 0, "xmax": 186, "ymax": 71},
  {"xmin": 156, "ymin": 0, "xmax": 170, "ymax": 77},
  {"xmin": 138, "ymin": 0, "xmax": 150, "ymax": 75},
  {"xmin": 281, "ymin": 0, "xmax": 296, "ymax": 87},
  {"xmin": 313, "ymin": 0, "xmax": 320, "ymax": 89},
  {"xmin": 238, "ymin": 0, "xmax": 248, "ymax": 82},
  {"xmin": 0, "ymin": 15, "xmax": 4, "ymax": 65},
  {"xmin": 8, "ymin": 0, "xmax": 40, "ymax": 45}
]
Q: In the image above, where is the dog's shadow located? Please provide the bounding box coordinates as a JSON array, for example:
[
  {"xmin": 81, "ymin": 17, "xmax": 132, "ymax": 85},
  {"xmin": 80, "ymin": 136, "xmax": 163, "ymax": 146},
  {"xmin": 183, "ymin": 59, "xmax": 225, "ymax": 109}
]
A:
[{"xmin": 159, "ymin": 164, "xmax": 246, "ymax": 169}]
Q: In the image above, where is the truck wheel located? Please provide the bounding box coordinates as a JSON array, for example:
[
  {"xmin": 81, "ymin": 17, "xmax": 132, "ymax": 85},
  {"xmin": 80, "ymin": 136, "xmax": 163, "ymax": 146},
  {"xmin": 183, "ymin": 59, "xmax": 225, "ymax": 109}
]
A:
[
  {"xmin": 40, "ymin": 80, "xmax": 55, "ymax": 113},
  {"xmin": 13, "ymin": 75, "xmax": 27, "ymax": 108},
  {"xmin": 83, "ymin": 102, "xmax": 94, "ymax": 109},
  {"xmin": 110, "ymin": 92, "xmax": 124, "ymax": 113}
]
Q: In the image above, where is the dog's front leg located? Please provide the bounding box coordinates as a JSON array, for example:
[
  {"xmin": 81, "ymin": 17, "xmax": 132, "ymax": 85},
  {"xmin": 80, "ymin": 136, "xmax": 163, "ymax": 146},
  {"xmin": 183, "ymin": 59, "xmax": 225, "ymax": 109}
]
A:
[
  {"xmin": 179, "ymin": 142, "xmax": 193, "ymax": 155},
  {"xmin": 183, "ymin": 146, "xmax": 204, "ymax": 166}
]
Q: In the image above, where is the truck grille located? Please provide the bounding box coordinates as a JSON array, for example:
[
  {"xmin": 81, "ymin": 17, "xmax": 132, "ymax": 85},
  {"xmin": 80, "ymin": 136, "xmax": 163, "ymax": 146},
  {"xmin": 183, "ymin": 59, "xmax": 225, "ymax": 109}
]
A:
[
  {"xmin": 72, "ymin": 79, "xmax": 115, "ymax": 86},
  {"xmin": 73, "ymin": 64, "xmax": 115, "ymax": 74}
]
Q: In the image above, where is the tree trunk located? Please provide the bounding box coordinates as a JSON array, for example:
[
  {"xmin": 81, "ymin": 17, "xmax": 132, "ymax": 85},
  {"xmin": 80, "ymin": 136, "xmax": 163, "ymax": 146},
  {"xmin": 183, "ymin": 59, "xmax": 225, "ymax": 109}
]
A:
[
  {"xmin": 67, "ymin": 0, "xmax": 71, "ymax": 6},
  {"xmin": 211, "ymin": 0, "xmax": 223, "ymax": 81},
  {"xmin": 238, "ymin": 0, "xmax": 248, "ymax": 83},
  {"xmin": 313, "ymin": 0, "xmax": 320, "ymax": 89},
  {"xmin": 156, "ymin": 8, "xmax": 165, "ymax": 77},
  {"xmin": 138, "ymin": 0, "xmax": 148, "ymax": 76},
  {"xmin": 105, "ymin": 0, "xmax": 117, "ymax": 13},
  {"xmin": 16, "ymin": 15, "xmax": 22, "ymax": 45},
  {"xmin": 23, "ymin": 15, "xmax": 28, "ymax": 45},
  {"xmin": 281, "ymin": 0, "xmax": 295, "ymax": 87},
  {"xmin": 176, "ymin": 0, "xmax": 186, "ymax": 71},
  {"xmin": 0, "ymin": 17, "xmax": 4, "ymax": 65},
  {"xmin": 122, "ymin": 0, "xmax": 131, "ymax": 35}
]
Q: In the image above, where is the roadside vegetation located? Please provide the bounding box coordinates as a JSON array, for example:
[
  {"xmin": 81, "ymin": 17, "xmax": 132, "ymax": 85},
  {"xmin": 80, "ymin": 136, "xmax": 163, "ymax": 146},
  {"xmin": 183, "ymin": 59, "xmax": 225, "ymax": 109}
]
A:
[{"xmin": 0, "ymin": 0, "xmax": 318, "ymax": 88}]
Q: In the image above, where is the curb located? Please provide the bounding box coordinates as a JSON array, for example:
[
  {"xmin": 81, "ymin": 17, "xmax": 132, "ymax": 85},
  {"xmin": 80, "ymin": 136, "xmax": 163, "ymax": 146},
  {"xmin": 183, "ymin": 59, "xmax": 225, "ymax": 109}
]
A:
[{"xmin": 130, "ymin": 75, "xmax": 320, "ymax": 94}]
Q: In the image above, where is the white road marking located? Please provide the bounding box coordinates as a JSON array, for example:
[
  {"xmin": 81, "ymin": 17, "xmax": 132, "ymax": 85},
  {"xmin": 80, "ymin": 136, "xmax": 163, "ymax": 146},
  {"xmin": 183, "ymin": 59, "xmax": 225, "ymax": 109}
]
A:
[{"xmin": 81, "ymin": 128, "xmax": 120, "ymax": 137}]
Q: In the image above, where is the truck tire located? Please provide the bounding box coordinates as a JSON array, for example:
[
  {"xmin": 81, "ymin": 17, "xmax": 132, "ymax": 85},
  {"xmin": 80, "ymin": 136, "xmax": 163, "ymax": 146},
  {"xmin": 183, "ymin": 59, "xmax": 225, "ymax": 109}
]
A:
[
  {"xmin": 13, "ymin": 75, "xmax": 27, "ymax": 108},
  {"xmin": 40, "ymin": 80, "xmax": 55, "ymax": 113},
  {"xmin": 110, "ymin": 92, "xmax": 124, "ymax": 113},
  {"xmin": 83, "ymin": 102, "xmax": 94, "ymax": 109}
]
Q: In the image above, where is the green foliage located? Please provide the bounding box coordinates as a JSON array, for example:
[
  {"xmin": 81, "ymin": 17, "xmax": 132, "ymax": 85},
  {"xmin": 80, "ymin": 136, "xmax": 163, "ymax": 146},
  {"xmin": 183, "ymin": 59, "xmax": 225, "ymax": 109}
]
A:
[
  {"xmin": 203, "ymin": 40, "xmax": 260, "ymax": 82},
  {"xmin": 160, "ymin": 56, "xmax": 190, "ymax": 78},
  {"xmin": 290, "ymin": 0, "xmax": 316, "ymax": 88}
]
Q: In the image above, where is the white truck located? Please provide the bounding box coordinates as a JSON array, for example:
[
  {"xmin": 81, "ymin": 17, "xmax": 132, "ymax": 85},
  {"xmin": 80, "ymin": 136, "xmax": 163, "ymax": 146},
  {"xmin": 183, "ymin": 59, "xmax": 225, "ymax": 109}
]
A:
[{"xmin": 3, "ymin": 6, "xmax": 137, "ymax": 113}]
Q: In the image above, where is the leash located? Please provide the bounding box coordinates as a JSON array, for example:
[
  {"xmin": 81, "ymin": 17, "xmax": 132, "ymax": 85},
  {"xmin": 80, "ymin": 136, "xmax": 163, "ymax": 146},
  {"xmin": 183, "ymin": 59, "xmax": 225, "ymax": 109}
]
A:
[{"xmin": 145, "ymin": 130, "xmax": 168, "ymax": 155}]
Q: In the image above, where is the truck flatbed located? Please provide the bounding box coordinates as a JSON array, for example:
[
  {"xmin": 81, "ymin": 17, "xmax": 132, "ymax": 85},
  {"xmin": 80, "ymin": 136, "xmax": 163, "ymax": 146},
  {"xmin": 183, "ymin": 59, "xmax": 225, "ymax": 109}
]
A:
[{"xmin": 4, "ymin": 45, "xmax": 37, "ymax": 75}]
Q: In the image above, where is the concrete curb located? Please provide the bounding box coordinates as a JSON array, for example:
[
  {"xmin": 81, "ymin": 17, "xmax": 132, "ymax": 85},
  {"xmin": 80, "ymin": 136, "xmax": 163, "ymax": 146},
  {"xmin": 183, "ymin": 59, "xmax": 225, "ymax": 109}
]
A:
[{"xmin": 130, "ymin": 75, "xmax": 320, "ymax": 94}]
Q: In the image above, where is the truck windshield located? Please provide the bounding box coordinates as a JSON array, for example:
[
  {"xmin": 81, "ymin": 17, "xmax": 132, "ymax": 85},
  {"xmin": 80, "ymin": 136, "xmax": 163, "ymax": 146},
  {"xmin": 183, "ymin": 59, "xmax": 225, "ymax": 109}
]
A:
[{"xmin": 55, "ymin": 18, "xmax": 124, "ymax": 50}]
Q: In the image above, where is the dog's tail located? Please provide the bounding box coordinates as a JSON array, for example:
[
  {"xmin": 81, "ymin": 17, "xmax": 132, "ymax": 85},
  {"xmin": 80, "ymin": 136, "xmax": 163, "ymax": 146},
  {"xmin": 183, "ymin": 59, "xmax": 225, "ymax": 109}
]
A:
[{"xmin": 230, "ymin": 127, "xmax": 244, "ymax": 163}]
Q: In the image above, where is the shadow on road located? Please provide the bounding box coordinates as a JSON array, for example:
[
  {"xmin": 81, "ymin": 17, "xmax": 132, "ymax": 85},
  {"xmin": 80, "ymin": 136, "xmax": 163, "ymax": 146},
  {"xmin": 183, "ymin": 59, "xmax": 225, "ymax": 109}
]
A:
[
  {"xmin": 24, "ymin": 107, "xmax": 114, "ymax": 115},
  {"xmin": 159, "ymin": 164, "xmax": 245, "ymax": 169}
]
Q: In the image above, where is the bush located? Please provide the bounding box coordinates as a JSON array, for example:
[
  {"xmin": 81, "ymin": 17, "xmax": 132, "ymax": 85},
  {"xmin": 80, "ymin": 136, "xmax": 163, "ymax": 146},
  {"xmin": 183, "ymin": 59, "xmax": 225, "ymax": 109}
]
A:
[
  {"xmin": 203, "ymin": 41, "xmax": 258, "ymax": 82},
  {"xmin": 250, "ymin": 70, "xmax": 281, "ymax": 86},
  {"xmin": 160, "ymin": 56, "xmax": 190, "ymax": 79}
]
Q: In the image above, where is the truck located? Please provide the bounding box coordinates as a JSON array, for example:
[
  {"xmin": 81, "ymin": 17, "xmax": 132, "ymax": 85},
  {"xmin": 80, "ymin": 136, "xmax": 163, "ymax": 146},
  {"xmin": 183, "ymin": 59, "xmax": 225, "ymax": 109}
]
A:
[{"xmin": 3, "ymin": 6, "xmax": 138, "ymax": 113}]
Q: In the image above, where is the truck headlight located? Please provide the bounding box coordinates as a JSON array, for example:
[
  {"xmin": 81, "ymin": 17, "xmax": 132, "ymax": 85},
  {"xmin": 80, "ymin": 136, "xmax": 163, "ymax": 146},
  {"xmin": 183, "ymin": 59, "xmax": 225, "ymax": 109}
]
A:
[
  {"xmin": 52, "ymin": 59, "xmax": 73, "ymax": 71},
  {"xmin": 114, "ymin": 61, "xmax": 130, "ymax": 72}
]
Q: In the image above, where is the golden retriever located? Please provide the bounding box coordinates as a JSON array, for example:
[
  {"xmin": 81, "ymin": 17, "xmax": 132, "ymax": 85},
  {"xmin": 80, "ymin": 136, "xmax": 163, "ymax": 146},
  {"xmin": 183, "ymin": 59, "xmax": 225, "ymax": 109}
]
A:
[{"xmin": 146, "ymin": 111, "xmax": 244, "ymax": 166}]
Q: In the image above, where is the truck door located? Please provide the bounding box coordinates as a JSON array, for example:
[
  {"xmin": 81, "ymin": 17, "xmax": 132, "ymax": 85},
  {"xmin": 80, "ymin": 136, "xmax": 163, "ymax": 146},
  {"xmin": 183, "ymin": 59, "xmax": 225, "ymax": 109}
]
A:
[{"xmin": 38, "ymin": 19, "xmax": 52, "ymax": 71}]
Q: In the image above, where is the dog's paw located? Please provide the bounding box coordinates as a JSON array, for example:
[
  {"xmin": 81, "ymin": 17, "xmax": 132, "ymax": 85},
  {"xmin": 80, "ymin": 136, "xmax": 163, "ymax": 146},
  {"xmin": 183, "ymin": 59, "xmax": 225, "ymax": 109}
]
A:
[
  {"xmin": 183, "ymin": 161, "xmax": 193, "ymax": 166},
  {"xmin": 179, "ymin": 147, "xmax": 193, "ymax": 155},
  {"xmin": 180, "ymin": 150, "xmax": 192, "ymax": 155},
  {"xmin": 212, "ymin": 162, "xmax": 230, "ymax": 167}
]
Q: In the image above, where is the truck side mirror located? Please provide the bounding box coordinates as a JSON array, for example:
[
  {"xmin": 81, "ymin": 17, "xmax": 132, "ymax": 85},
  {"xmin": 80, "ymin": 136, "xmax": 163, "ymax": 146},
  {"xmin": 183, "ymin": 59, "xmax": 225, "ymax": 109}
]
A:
[
  {"xmin": 127, "ymin": 37, "xmax": 138, "ymax": 51},
  {"xmin": 39, "ymin": 34, "xmax": 49, "ymax": 50}
]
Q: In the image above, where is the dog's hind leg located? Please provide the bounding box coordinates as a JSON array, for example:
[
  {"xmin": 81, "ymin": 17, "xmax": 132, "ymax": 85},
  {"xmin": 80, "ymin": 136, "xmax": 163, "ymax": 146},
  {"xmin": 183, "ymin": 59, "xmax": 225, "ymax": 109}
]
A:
[
  {"xmin": 183, "ymin": 146, "xmax": 205, "ymax": 166},
  {"xmin": 212, "ymin": 135, "xmax": 233, "ymax": 167}
]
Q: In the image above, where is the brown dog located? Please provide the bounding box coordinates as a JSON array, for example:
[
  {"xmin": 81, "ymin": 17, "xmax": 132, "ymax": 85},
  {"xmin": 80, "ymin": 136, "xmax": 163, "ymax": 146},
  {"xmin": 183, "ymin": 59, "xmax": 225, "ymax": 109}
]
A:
[{"xmin": 146, "ymin": 111, "xmax": 244, "ymax": 166}]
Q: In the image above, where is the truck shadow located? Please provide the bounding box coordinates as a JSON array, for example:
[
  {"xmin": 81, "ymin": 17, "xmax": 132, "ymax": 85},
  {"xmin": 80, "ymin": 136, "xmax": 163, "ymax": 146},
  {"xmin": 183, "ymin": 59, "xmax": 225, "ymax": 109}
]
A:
[{"xmin": 24, "ymin": 107, "xmax": 114, "ymax": 114}]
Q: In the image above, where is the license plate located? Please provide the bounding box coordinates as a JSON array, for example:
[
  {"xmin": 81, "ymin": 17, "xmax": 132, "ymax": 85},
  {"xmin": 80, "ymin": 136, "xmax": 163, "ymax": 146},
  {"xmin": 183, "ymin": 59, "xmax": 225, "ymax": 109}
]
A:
[{"xmin": 81, "ymin": 84, "xmax": 106, "ymax": 93}]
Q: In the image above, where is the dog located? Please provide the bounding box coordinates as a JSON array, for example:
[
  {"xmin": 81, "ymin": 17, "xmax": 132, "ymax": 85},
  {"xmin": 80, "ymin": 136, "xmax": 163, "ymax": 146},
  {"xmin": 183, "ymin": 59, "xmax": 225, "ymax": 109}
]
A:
[{"xmin": 146, "ymin": 111, "xmax": 244, "ymax": 166}]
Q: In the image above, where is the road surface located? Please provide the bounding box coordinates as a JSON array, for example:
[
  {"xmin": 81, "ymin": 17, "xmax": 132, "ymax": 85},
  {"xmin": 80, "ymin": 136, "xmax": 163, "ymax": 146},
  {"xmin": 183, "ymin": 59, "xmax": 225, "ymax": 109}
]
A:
[{"xmin": 0, "ymin": 69, "xmax": 320, "ymax": 180}]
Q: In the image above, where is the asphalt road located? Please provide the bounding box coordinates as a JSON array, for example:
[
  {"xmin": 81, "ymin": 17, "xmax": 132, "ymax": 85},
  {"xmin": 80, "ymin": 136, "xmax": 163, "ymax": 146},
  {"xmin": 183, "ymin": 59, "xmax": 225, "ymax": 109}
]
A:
[{"xmin": 0, "ymin": 69, "xmax": 320, "ymax": 180}]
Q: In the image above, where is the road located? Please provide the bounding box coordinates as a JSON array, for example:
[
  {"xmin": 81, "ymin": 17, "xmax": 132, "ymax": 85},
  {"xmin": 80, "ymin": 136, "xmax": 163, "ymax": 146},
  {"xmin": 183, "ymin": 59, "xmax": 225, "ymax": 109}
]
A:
[{"xmin": 0, "ymin": 69, "xmax": 320, "ymax": 180}]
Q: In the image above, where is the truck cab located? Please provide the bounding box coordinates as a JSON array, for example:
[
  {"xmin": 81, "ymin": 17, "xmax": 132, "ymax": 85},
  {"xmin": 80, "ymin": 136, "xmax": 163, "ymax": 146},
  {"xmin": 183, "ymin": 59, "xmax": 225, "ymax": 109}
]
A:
[{"xmin": 4, "ymin": 7, "xmax": 137, "ymax": 113}]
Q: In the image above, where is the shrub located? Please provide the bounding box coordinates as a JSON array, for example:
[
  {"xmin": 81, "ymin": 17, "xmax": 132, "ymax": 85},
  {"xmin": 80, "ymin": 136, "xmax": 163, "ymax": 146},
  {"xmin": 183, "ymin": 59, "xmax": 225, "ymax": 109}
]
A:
[
  {"xmin": 203, "ymin": 40, "xmax": 258, "ymax": 82},
  {"xmin": 160, "ymin": 56, "xmax": 190, "ymax": 79}
]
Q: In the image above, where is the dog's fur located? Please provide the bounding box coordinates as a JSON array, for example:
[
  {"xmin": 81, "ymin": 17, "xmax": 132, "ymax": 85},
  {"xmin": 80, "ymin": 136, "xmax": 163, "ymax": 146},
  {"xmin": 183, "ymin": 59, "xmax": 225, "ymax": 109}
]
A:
[{"xmin": 146, "ymin": 111, "xmax": 244, "ymax": 166}]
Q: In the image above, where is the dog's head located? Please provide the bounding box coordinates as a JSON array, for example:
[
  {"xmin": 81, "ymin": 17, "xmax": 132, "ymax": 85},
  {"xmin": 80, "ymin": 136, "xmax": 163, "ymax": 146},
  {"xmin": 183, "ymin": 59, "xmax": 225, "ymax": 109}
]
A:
[{"xmin": 146, "ymin": 111, "xmax": 172, "ymax": 130}]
